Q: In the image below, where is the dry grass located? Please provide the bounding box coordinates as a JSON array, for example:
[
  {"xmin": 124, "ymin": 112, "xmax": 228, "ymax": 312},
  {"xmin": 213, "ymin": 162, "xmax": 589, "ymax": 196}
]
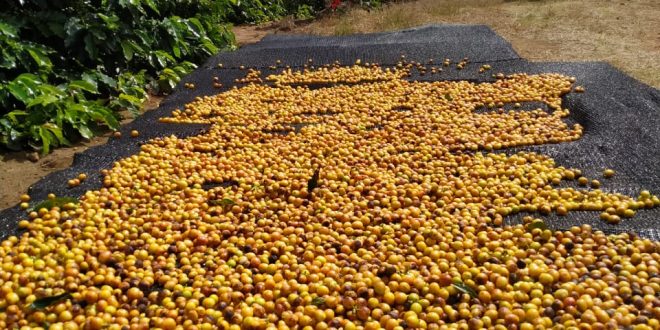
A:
[{"xmin": 296, "ymin": 0, "xmax": 660, "ymax": 88}]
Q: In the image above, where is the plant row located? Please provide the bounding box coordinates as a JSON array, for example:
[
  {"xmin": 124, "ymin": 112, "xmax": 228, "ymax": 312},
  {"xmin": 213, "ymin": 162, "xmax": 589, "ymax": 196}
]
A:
[{"xmin": 0, "ymin": 0, "xmax": 385, "ymax": 153}]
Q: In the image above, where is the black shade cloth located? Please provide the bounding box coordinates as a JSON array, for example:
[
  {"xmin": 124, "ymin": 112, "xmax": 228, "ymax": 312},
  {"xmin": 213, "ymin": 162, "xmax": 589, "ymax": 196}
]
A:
[{"xmin": 1, "ymin": 25, "xmax": 658, "ymax": 240}]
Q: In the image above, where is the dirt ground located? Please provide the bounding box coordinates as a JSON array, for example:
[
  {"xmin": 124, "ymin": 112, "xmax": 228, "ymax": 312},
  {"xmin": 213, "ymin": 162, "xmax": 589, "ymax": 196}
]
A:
[{"xmin": 1, "ymin": 0, "xmax": 658, "ymax": 209}]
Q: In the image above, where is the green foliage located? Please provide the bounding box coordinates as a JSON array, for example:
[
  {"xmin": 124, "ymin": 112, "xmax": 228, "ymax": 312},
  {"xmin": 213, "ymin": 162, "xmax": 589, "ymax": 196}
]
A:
[
  {"xmin": 311, "ymin": 296, "xmax": 326, "ymax": 307},
  {"xmin": 225, "ymin": 0, "xmax": 390, "ymax": 24},
  {"xmin": 295, "ymin": 4, "xmax": 316, "ymax": 20},
  {"xmin": 28, "ymin": 197, "xmax": 79, "ymax": 212},
  {"xmin": 0, "ymin": 0, "xmax": 236, "ymax": 154},
  {"xmin": 527, "ymin": 219, "xmax": 548, "ymax": 231},
  {"xmin": 230, "ymin": 0, "xmax": 286, "ymax": 23},
  {"xmin": 209, "ymin": 198, "xmax": 236, "ymax": 208},
  {"xmin": 452, "ymin": 281, "xmax": 477, "ymax": 299},
  {"xmin": 0, "ymin": 73, "xmax": 120, "ymax": 152},
  {"xmin": 29, "ymin": 292, "xmax": 72, "ymax": 310},
  {"xmin": 110, "ymin": 71, "xmax": 148, "ymax": 117},
  {"xmin": 227, "ymin": 0, "xmax": 326, "ymax": 23},
  {"xmin": 157, "ymin": 61, "xmax": 197, "ymax": 94}
]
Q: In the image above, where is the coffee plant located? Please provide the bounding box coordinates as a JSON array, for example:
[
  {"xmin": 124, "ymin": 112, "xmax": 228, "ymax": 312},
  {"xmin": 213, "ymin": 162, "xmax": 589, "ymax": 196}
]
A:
[{"xmin": 0, "ymin": 0, "xmax": 236, "ymax": 153}]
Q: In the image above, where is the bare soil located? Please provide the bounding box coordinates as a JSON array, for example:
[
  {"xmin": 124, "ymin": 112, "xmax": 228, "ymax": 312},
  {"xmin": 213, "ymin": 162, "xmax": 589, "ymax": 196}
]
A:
[
  {"xmin": 233, "ymin": 25, "xmax": 272, "ymax": 46},
  {"xmin": 1, "ymin": 0, "xmax": 657, "ymax": 209}
]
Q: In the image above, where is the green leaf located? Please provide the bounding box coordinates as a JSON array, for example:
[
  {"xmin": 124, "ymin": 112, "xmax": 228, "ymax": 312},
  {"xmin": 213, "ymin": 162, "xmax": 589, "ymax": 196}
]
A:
[
  {"xmin": 27, "ymin": 94, "xmax": 58, "ymax": 108},
  {"xmin": 8, "ymin": 128, "xmax": 26, "ymax": 148},
  {"xmin": 37, "ymin": 84, "xmax": 65, "ymax": 97},
  {"xmin": 69, "ymin": 80, "xmax": 98, "ymax": 94},
  {"xmin": 0, "ymin": 51, "xmax": 16, "ymax": 69},
  {"xmin": 84, "ymin": 34, "xmax": 98, "ymax": 60},
  {"xmin": 26, "ymin": 46, "xmax": 52, "ymax": 70},
  {"xmin": 0, "ymin": 117, "xmax": 11, "ymax": 130},
  {"xmin": 143, "ymin": 0, "xmax": 160, "ymax": 14},
  {"xmin": 28, "ymin": 292, "xmax": 72, "ymax": 310},
  {"xmin": 121, "ymin": 41, "xmax": 134, "ymax": 61},
  {"xmin": 6, "ymin": 110, "xmax": 28, "ymax": 123},
  {"xmin": 97, "ymin": 13, "xmax": 119, "ymax": 30},
  {"xmin": 171, "ymin": 66, "xmax": 186, "ymax": 76},
  {"xmin": 87, "ymin": 105, "xmax": 120, "ymax": 129},
  {"xmin": 7, "ymin": 84, "xmax": 30, "ymax": 104},
  {"xmin": 169, "ymin": 66, "xmax": 183, "ymax": 77},
  {"xmin": 161, "ymin": 80, "xmax": 176, "ymax": 93},
  {"xmin": 77, "ymin": 124, "xmax": 94, "ymax": 139},
  {"xmin": 209, "ymin": 198, "xmax": 235, "ymax": 208},
  {"xmin": 29, "ymin": 197, "xmax": 79, "ymax": 212},
  {"xmin": 452, "ymin": 282, "xmax": 477, "ymax": 299},
  {"xmin": 43, "ymin": 123, "xmax": 69, "ymax": 145},
  {"xmin": 7, "ymin": 74, "xmax": 42, "ymax": 104},
  {"xmin": 172, "ymin": 62, "xmax": 196, "ymax": 76},
  {"xmin": 120, "ymin": 40, "xmax": 144, "ymax": 62},
  {"xmin": 113, "ymin": 93, "xmax": 144, "ymax": 117},
  {"xmin": 64, "ymin": 17, "xmax": 84, "ymax": 48},
  {"xmin": 132, "ymin": 0, "xmax": 147, "ymax": 14},
  {"xmin": 118, "ymin": 93, "xmax": 143, "ymax": 106},
  {"xmin": 179, "ymin": 61, "xmax": 197, "ymax": 71},
  {"xmin": 527, "ymin": 219, "xmax": 548, "ymax": 231},
  {"xmin": 62, "ymin": 103, "xmax": 85, "ymax": 124},
  {"xmin": 0, "ymin": 21, "xmax": 18, "ymax": 38},
  {"xmin": 81, "ymin": 72, "xmax": 96, "ymax": 85},
  {"xmin": 185, "ymin": 18, "xmax": 204, "ymax": 38},
  {"xmin": 219, "ymin": 198, "xmax": 235, "ymax": 207},
  {"xmin": 118, "ymin": 0, "xmax": 146, "ymax": 14},
  {"xmin": 38, "ymin": 126, "xmax": 53, "ymax": 154},
  {"xmin": 98, "ymin": 74, "xmax": 117, "ymax": 89},
  {"xmin": 134, "ymin": 30, "xmax": 154, "ymax": 48},
  {"xmin": 83, "ymin": 71, "xmax": 116, "ymax": 89},
  {"xmin": 157, "ymin": 67, "xmax": 181, "ymax": 92},
  {"xmin": 311, "ymin": 297, "xmax": 325, "ymax": 307},
  {"xmin": 151, "ymin": 50, "xmax": 176, "ymax": 69},
  {"xmin": 14, "ymin": 73, "xmax": 42, "ymax": 85},
  {"xmin": 201, "ymin": 37, "xmax": 219, "ymax": 55},
  {"xmin": 172, "ymin": 45, "xmax": 181, "ymax": 58}
]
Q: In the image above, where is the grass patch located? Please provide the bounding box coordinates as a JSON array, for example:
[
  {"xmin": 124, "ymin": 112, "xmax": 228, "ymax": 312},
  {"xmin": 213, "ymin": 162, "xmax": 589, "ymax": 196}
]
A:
[
  {"xmin": 377, "ymin": 8, "xmax": 417, "ymax": 31},
  {"xmin": 335, "ymin": 17, "xmax": 356, "ymax": 35}
]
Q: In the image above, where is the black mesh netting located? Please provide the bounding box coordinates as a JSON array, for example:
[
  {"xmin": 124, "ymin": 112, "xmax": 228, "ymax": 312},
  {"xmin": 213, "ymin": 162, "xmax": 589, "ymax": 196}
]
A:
[{"xmin": 1, "ymin": 25, "xmax": 658, "ymax": 240}]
